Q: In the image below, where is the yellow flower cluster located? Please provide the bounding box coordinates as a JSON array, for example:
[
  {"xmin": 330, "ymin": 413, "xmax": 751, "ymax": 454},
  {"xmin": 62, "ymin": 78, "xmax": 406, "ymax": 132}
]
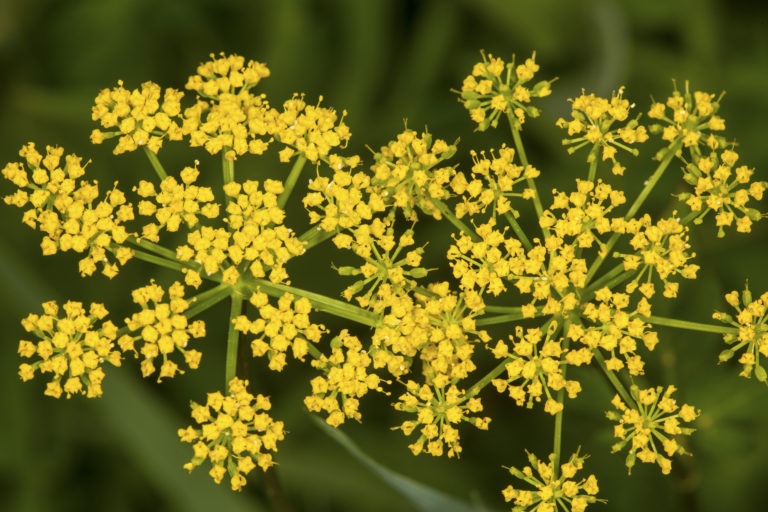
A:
[
  {"xmin": 371, "ymin": 282, "xmax": 487, "ymax": 382},
  {"xmin": 448, "ymin": 219, "xmax": 526, "ymax": 297},
  {"xmin": 539, "ymin": 179, "xmax": 626, "ymax": 248},
  {"xmin": 678, "ymin": 148, "xmax": 766, "ymax": 236},
  {"xmin": 647, "ymin": 84, "xmax": 726, "ymax": 150},
  {"xmin": 458, "ymin": 52, "xmax": 553, "ymax": 130},
  {"xmin": 134, "ymin": 165, "xmax": 220, "ymax": 242},
  {"xmin": 511, "ymin": 242, "xmax": 587, "ymax": 318},
  {"xmin": 556, "ymin": 88, "xmax": 648, "ymax": 175},
  {"xmin": 120, "ymin": 280, "xmax": 205, "ymax": 381},
  {"xmin": 176, "ymin": 179, "xmax": 304, "ymax": 287},
  {"xmin": 491, "ymin": 325, "xmax": 582, "ymax": 415},
  {"xmin": 334, "ymin": 224, "xmax": 428, "ymax": 307},
  {"xmin": 273, "ymin": 94, "xmax": 352, "ymax": 164},
  {"xmin": 305, "ymin": 330, "xmax": 384, "ymax": 426},
  {"xmin": 91, "ymin": 81, "xmax": 184, "ymax": 154},
  {"xmin": 452, "ymin": 145, "xmax": 539, "ymax": 218},
  {"xmin": 575, "ymin": 288, "xmax": 657, "ymax": 375},
  {"xmin": 714, "ymin": 286, "xmax": 768, "ymax": 382},
  {"xmin": 394, "ymin": 380, "xmax": 489, "ymax": 458},
  {"xmin": 303, "ymin": 158, "xmax": 373, "ymax": 232},
  {"xmin": 607, "ymin": 385, "xmax": 698, "ymax": 474},
  {"xmin": 618, "ymin": 215, "xmax": 699, "ymax": 298},
  {"xmin": 178, "ymin": 377, "xmax": 284, "ymax": 491},
  {"xmin": 234, "ymin": 291, "xmax": 325, "ymax": 372},
  {"xmin": 186, "ymin": 53, "xmax": 271, "ymax": 97},
  {"xmin": 502, "ymin": 451, "xmax": 601, "ymax": 512},
  {"xmin": 369, "ymin": 129, "xmax": 457, "ymax": 220},
  {"xmin": 17, "ymin": 301, "xmax": 121, "ymax": 398},
  {"xmin": 183, "ymin": 53, "xmax": 272, "ymax": 160},
  {"xmin": 2, "ymin": 143, "xmax": 135, "ymax": 278}
]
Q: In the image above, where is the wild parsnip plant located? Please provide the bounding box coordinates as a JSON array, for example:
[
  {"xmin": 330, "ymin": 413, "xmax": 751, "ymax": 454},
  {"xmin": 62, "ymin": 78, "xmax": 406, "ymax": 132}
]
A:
[{"xmin": 4, "ymin": 51, "xmax": 766, "ymax": 510}]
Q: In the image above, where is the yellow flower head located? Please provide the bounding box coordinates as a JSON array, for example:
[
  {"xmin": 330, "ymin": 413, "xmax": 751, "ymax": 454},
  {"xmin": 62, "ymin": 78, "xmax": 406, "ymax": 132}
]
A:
[
  {"xmin": 369, "ymin": 128, "xmax": 457, "ymax": 221},
  {"xmin": 394, "ymin": 380, "xmax": 490, "ymax": 458},
  {"xmin": 234, "ymin": 291, "xmax": 326, "ymax": 372},
  {"xmin": 503, "ymin": 450, "xmax": 602, "ymax": 512},
  {"xmin": 607, "ymin": 385, "xmax": 698, "ymax": 474},
  {"xmin": 714, "ymin": 284, "xmax": 768, "ymax": 382},
  {"xmin": 458, "ymin": 51, "xmax": 553, "ymax": 130},
  {"xmin": 556, "ymin": 87, "xmax": 648, "ymax": 174},
  {"xmin": 91, "ymin": 80, "xmax": 184, "ymax": 154},
  {"xmin": 305, "ymin": 330, "xmax": 385, "ymax": 426},
  {"xmin": 18, "ymin": 300, "xmax": 121, "ymax": 398},
  {"xmin": 179, "ymin": 377, "xmax": 284, "ymax": 491},
  {"xmin": 2, "ymin": 143, "xmax": 135, "ymax": 278},
  {"xmin": 121, "ymin": 280, "xmax": 205, "ymax": 381}
]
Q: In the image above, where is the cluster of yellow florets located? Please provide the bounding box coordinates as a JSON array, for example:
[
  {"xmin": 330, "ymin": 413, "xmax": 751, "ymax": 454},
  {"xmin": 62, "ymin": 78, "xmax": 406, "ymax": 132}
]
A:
[
  {"xmin": 120, "ymin": 280, "xmax": 205, "ymax": 381},
  {"xmin": 2, "ymin": 143, "xmax": 135, "ymax": 278},
  {"xmin": 17, "ymin": 301, "xmax": 121, "ymax": 398},
  {"xmin": 178, "ymin": 377, "xmax": 284, "ymax": 491},
  {"xmin": 647, "ymin": 85, "xmax": 726, "ymax": 149},
  {"xmin": 459, "ymin": 52, "xmax": 553, "ymax": 130},
  {"xmin": 334, "ymin": 224, "xmax": 428, "ymax": 306},
  {"xmin": 305, "ymin": 330, "xmax": 384, "ymax": 426},
  {"xmin": 453, "ymin": 145, "xmax": 539, "ymax": 218},
  {"xmin": 8, "ymin": 50, "xmax": 768, "ymax": 504},
  {"xmin": 176, "ymin": 179, "xmax": 304, "ymax": 287},
  {"xmin": 539, "ymin": 179, "xmax": 626, "ymax": 247},
  {"xmin": 369, "ymin": 129, "xmax": 457, "ymax": 220},
  {"xmin": 394, "ymin": 380, "xmax": 490, "ymax": 458},
  {"xmin": 556, "ymin": 88, "xmax": 648, "ymax": 175},
  {"xmin": 273, "ymin": 94, "xmax": 351, "ymax": 164},
  {"xmin": 607, "ymin": 385, "xmax": 698, "ymax": 474},
  {"xmin": 91, "ymin": 81, "xmax": 184, "ymax": 154},
  {"xmin": 183, "ymin": 53, "xmax": 272, "ymax": 160},
  {"xmin": 134, "ymin": 165, "xmax": 219, "ymax": 242},
  {"xmin": 503, "ymin": 451, "xmax": 601, "ymax": 512},
  {"xmin": 714, "ymin": 286, "xmax": 768, "ymax": 382},
  {"xmin": 234, "ymin": 291, "xmax": 325, "ymax": 371},
  {"xmin": 575, "ymin": 287, "xmax": 657, "ymax": 376},
  {"xmin": 490, "ymin": 324, "xmax": 583, "ymax": 415},
  {"xmin": 617, "ymin": 215, "xmax": 699, "ymax": 297},
  {"xmin": 678, "ymin": 148, "xmax": 766, "ymax": 236}
]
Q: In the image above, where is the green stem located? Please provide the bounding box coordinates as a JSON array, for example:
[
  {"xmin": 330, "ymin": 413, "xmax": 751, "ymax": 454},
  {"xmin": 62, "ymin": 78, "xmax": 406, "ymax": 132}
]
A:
[
  {"xmin": 582, "ymin": 262, "xmax": 627, "ymax": 296},
  {"xmin": 225, "ymin": 293, "xmax": 244, "ymax": 387},
  {"xmin": 277, "ymin": 155, "xmax": 308, "ymax": 208},
  {"xmin": 123, "ymin": 246, "xmax": 195, "ymax": 274},
  {"xmin": 551, "ymin": 325, "xmax": 571, "ymax": 479},
  {"xmin": 143, "ymin": 147, "xmax": 168, "ymax": 180},
  {"xmin": 584, "ymin": 138, "xmax": 682, "ymax": 285},
  {"xmin": 476, "ymin": 311, "xmax": 528, "ymax": 326},
  {"xmin": 222, "ymin": 151, "xmax": 235, "ymax": 185},
  {"xmin": 503, "ymin": 212, "xmax": 532, "ymax": 251},
  {"xmin": 592, "ymin": 349, "xmax": 633, "ymax": 405},
  {"xmin": 679, "ymin": 209, "xmax": 704, "ymax": 227},
  {"xmin": 243, "ymin": 277, "xmax": 379, "ymax": 327},
  {"xmin": 464, "ymin": 357, "xmax": 511, "ymax": 400},
  {"xmin": 625, "ymin": 139, "xmax": 682, "ymax": 221},
  {"xmin": 507, "ymin": 113, "xmax": 549, "ymax": 239},
  {"xmin": 126, "ymin": 236, "xmax": 177, "ymax": 260},
  {"xmin": 432, "ymin": 199, "xmax": 480, "ymax": 242},
  {"xmin": 185, "ymin": 283, "xmax": 233, "ymax": 318},
  {"xmin": 587, "ymin": 144, "xmax": 600, "ymax": 182},
  {"xmin": 643, "ymin": 315, "xmax": 736, "ymax": 334},
  {"xmin": 413, "ymin": 286, "xmax": 439, "ymax": 299},
  {"xmin": 298, "ymin": 227, "xmax": 337, "ymax": 250},
  {"xmin": 483, "ymin": 305, "xmax": 523, "ymax": 314},
  {"xmin": 582, "ymin": 269, "xmax": 637, "ymax": 303}
]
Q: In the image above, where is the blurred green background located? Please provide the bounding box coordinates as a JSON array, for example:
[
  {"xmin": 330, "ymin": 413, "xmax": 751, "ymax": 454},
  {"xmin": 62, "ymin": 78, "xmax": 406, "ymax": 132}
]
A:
[{"xmin": 2, "ymin": 0, "xmax": 768, "ymax": 510}]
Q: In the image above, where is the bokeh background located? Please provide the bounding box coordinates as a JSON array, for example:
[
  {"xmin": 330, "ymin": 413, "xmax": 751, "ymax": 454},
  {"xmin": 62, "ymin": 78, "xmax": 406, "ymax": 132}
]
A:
[{"xmin": 2, "ymin": 1, "xmax": 768, "ymax": 511}]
